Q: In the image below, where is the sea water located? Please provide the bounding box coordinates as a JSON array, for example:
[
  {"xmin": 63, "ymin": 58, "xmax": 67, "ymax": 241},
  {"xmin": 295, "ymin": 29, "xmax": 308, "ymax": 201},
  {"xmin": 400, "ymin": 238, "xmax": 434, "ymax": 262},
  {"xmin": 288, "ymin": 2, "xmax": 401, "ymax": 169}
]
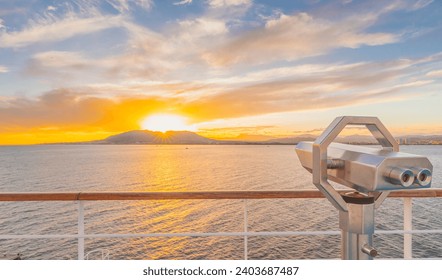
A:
[{"xmin": 0, "ymin": 145, "xmax": 441, "ymax": 259}]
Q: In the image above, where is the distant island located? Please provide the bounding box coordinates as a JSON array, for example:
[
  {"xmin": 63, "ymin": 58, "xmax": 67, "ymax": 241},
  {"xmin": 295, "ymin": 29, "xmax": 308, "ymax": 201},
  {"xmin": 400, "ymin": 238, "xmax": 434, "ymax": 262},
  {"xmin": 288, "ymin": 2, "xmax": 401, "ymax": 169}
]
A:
[
  {"xmin": 59, "ymin": 130, "xmax": 442, "ymax": 145},
  {"xmin": 99, "ymin": 130, "xmax": 217, "ymax": 144}
]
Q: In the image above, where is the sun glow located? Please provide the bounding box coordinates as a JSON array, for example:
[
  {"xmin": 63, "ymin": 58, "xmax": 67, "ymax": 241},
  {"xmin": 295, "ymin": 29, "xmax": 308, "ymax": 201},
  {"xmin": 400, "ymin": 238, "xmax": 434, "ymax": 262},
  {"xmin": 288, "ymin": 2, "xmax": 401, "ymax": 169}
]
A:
[{"xmin": 141, "ymin": 114, "xmax": 196, "ymax": 132}]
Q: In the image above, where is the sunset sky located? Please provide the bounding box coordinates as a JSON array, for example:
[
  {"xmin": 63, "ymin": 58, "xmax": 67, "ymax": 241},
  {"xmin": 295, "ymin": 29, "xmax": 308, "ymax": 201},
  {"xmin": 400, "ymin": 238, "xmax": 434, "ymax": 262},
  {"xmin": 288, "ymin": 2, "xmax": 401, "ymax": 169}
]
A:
[{"xmin": 1, "ymin": 0, "xmax": 442, "ymax": 144}]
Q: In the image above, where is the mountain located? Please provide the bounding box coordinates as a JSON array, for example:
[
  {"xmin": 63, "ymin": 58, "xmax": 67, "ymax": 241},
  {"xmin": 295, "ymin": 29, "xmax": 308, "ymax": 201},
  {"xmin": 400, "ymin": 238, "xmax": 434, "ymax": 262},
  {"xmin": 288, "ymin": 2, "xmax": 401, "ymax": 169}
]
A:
[
  {"xmin": 221, "ymin": 133, "xmax": 276, "ymax": 142},
  {"xmin": 67, "ymin": 130, "xmax": 442, "ymax": 145},
  {"xmin": 337, "ymin": 134, "xmax": 378, "ymax": 144},
  {"xmin": 264, "ymin": 134, "xmax": 317, "ymax": 144},
  {"xmin": 100, "ymin": 130, "xmax": 217, "ymax": 144}
]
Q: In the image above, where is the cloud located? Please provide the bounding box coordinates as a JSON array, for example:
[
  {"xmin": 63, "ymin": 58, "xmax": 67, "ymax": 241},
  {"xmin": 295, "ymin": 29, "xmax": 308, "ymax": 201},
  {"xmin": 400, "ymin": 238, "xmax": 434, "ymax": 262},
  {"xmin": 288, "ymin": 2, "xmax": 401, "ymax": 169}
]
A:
[
  {"xmin": 0, "ymin": 7, "xmax": 26, "ymax": 17},
  {"xmin": 83, "ymin": 80, "xmax": 213, "ymax": 100},
  {"xmin": 0, "ymin": 89, "xmax": 171, "ymax": 133},
  {"xmin": 181, "ymin": 82, "xmax": 416, "ymax": 122},
  {"xmin": 2, "ymin": 0, "xmax": 440, "ymax": 132},
  {"xmin": 20, "ymin": 53, "xmax": 440, "ymax": 123},
  {"xmin": 205, "ymin": 0, "xmax": 252, "ymax": 20},
  {"xmin": 177, "ymin": 17, "xmax": 228, "ymax": 39},
  {"xmin": 170, "ymin": 17, "xmax": 229, "ymax": 56},
  {"xmin": 105, "ymin": 0, "xmax": 153, "ymax": 13},
  {"xmin": 181, "ymin": 57, "xmax": 438, "ymax": 121},
  {"xmin": 203, "ymin": 12, "xmax": 398, "ymax": 66},
  {"xmin": 29, "ymin": 51, "xmax": 90, "ymax": 69},
  {"xmin": 0, "ymin": 53, "xmax": 439, "ymax": 139},
  {"xmin": 207, "ymin": 0, "xmax": 251, "ymax": 8},
  {"xmin": 14, "ymin": 1, "xmax": 402, "ymax": 82},
  {"xmin": 22, "ymin": 16, "xmax": 230, "ymax": 81},
  {"xmin": 0, "ymin": 65, "xmax": 8, "ymax": 73},
  {"xmin": 426, "ymin": 69, "xmax": 442, "ymax": 77},
  {"xmin": 0, "ymin": 0, "xmax": 155, "ymax": 49},
  {"xmin": 22, "ymin": 20, "xmax": 173, "ymax": 80},
  {"xmin": 411, "ymin": 0, "xmax": 434, "ymax": 10},
  {"xmin": 0, "ymin": 15, "xmax": 124, "ymax": 48},
  {"xmin": 24, "ymin": 51, "xmax": 100, "ymax": 84},
  {"xmin": 174, "ymin": 0, "xmax": 193, "ymax": 5}
]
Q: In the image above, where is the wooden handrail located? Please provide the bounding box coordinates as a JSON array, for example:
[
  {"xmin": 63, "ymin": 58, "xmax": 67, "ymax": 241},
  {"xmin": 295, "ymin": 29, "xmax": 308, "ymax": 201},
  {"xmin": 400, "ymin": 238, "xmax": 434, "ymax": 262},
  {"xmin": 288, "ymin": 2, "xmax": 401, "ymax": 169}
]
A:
[{"xmin": 0, "ymin": 189, "xmax": 441, "ymax": 201}]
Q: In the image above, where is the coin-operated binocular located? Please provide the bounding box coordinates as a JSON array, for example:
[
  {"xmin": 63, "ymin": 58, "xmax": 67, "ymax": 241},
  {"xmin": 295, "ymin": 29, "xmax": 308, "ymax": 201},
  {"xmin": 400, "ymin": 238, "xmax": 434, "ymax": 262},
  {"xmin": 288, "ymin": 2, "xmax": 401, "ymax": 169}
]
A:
[{"xmin": 295, "ymin": 116, "xmax": 433, "ymax": 260}]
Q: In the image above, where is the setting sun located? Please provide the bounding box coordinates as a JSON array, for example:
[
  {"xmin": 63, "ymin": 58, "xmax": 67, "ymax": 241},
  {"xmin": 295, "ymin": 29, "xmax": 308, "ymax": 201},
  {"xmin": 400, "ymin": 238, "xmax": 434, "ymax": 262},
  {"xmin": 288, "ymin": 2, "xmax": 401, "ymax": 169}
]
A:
[{"xmin": 141, "ymin": 114, "xmax": 196, "ymax": 132}]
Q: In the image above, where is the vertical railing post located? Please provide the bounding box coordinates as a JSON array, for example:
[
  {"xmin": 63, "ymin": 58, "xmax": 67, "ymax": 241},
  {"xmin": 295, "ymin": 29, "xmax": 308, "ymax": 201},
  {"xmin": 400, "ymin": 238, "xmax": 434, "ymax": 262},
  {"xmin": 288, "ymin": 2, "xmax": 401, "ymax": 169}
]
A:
[
  {"xmin": 243, "ymin": 199, "xmax": 248, "ymax": 260},
  {"xmin": 403, "ymin": 197, "xmax": 412, "ymax": 259},
  {"xmin": 78, "ymin": 201, "xmax": 85, "ymax": 260}
]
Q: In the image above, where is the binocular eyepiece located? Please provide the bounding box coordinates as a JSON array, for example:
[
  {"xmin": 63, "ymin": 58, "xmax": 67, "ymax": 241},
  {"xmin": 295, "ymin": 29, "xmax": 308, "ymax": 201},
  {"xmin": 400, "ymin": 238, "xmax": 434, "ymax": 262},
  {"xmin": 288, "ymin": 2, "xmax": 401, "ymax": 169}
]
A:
[
  {"xmin": 386, "ymin": 167, "xmax": 432, "ymax": 188},
  {"xmin": 415, "ymin": 168, "xmax": 432, "ymax": 186}
]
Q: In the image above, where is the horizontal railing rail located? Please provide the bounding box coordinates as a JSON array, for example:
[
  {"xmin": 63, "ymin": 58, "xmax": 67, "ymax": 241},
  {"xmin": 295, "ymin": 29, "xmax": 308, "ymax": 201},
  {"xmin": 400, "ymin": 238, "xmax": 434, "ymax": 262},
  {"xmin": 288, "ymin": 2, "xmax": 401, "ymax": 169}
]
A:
[
  {"xmin": 1, "ymin": 189, "xmax": 442, "ymax": 201},
  {"xmin": 1, "ymin": 189, "xmax": 441, "ymax": 260}
]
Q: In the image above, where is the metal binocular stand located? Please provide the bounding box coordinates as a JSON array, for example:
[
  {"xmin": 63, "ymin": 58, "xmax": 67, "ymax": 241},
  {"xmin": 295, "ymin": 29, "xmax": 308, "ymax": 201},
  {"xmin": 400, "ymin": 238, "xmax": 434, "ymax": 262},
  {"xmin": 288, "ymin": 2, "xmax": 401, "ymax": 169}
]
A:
[{"xmin": 296, "ymin": 116, "xmax": 433, "ymax": 260}]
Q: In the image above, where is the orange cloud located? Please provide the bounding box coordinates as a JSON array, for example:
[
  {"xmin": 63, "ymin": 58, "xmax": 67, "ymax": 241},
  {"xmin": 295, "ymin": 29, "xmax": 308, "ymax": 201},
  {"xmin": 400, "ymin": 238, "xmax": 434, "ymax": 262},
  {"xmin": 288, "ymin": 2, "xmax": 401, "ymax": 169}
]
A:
[
  {"xmin": 0, "ymin": 89, "xmax": 174, "ymax": 144},
  {"xmin": 182, "ymin": 75, "xmax": 430, "ymax": 122},
  {"xmin": 1, "ymin": 52, "xmax": 440, "ymax": 145}
]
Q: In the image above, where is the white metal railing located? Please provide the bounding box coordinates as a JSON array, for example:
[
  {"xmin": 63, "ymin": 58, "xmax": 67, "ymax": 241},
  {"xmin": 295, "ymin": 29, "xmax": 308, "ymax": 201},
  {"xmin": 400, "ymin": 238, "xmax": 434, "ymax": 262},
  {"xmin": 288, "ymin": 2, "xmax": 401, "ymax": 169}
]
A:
[
  {"xmin": 403, "ymin": 197, "xmax": 412, "ymax": 259},
  {"xmin": 0, "ymin": 190, "xmax": 441, "ymax": 260},
  {"xmin": 85, "ymin": 249, "xmax": 110, "ymax": 260}
]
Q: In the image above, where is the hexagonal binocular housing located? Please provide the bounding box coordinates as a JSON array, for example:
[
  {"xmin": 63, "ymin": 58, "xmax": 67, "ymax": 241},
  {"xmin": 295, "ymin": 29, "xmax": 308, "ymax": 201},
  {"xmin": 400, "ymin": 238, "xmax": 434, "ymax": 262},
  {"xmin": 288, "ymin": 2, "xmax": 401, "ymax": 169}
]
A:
[
  {"xmin": 295, "ymin": 116, "xmax": 433, "ymax": 193},
  {"xmin": 296, "ymin": 141, "xmax": 432, "ymax": 192}
]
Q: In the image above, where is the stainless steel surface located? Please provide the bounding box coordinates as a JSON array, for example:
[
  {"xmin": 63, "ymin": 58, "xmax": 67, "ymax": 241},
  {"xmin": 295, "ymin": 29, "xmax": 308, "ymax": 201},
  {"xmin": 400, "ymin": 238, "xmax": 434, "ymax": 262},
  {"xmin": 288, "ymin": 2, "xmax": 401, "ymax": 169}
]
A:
[
  {"xmin": 326, "ymin": 159, "xmax": 345, "ymax": 169},
  {"xmin": 339, "ymin": 202, "xmax": 374, "ymax": 234},
  {"xmin": 386, "ymin": 167, "xmax": 414, "ymax": 187},
  {"xmin": 361, "ymin": 244, "xmax": 378, "ymax": 257},
  {"xmin": 414, "ymin": 168, "xmax": 432, "ymax": 186},
  {"xmin": 373, "ymin": 191, "xmax": 390, "ymax": 209},
  {"xmin": 341, "ymin": 232, "xmax": 374, "ymax": 260},
  {"xmin": 306, "ymin": 116, "xmax": 403, "ymax": 212},
  {"xmin": 294, "ymin": 116, "xmax": 434, "ymax": 260},
  {"xmin": 296, "ymin": 142, "xmax": 433, "ymax": 192}
]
